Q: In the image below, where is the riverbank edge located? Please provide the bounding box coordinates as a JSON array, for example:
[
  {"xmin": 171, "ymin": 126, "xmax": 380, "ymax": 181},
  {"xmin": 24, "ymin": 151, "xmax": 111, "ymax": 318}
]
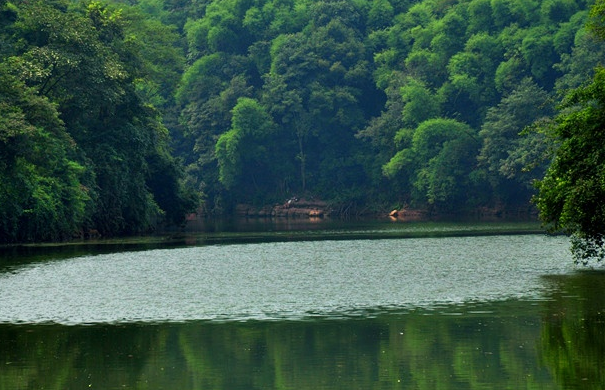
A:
[{"xmin": 189, "ymin": 198, "xmax": 540, "ymax": 222}]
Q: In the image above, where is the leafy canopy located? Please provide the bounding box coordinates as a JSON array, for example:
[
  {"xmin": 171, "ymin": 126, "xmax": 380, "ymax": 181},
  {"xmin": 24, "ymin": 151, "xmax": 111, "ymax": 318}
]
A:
[{"xmin": 535, "ymin": 66, "xmax": 605, "ymax": 263}]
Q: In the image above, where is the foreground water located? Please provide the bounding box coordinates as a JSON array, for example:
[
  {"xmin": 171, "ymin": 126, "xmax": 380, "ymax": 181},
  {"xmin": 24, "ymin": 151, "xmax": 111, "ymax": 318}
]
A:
[{"xmin": 1, "ymin": 220, "xmax": 604, "ymax": 389}]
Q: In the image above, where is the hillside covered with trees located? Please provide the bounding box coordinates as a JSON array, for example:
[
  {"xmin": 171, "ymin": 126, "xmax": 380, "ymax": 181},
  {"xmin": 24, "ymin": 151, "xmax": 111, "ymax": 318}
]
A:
[
  {"xmin": 166, "ymin": 0, "xmax": 603, "ymax": 215},
  {"xmin": 1, "ymin": 0, "xmax": 605, "ymax": 242}
]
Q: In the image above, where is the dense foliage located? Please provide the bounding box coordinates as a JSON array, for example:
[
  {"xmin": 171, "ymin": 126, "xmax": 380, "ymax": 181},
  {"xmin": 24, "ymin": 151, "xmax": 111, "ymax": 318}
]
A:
[
  {"xmin": 0, "ymin": 0, "xmax": 196, "ymax": 243},
  {"xmin": 2, "ymin": 0, "xmax": 605, "ymax": 242},
  {"xmin": 161, "ymin": 0, "xmax": 601, "ymax": 214},
  {"xmin": 534, "ymin": 68, "xmax": 605, "ymax": 263},
  {"xmin": 532, "ymin": 0, "xmax": 605, "ymax": 263}
]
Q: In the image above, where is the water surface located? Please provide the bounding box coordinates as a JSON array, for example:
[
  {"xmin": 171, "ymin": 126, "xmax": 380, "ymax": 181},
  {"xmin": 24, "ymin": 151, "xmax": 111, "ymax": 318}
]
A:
[
  {"xmin": 0, "ymin": 233, "xmax": 571, "ymax": 324},
  {"xmin": 1, "ymin": 221, "xmax": 604, "ymax": 390}
]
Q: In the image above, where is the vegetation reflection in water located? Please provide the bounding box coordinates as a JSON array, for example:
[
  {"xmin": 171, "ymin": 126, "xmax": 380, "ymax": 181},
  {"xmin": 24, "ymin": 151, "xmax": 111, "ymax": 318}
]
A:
[
  {"xmin": 1, "ymin": 222, "xmax": 603, "ymax": 389},
  {"xmin": 2, "ymin": 289, "xmax": 605, "ymax": 390}
]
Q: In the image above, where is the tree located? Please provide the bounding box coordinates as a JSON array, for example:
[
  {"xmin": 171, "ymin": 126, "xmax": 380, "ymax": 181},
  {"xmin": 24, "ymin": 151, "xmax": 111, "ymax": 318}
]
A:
[
  {"xmin": 467, "ymin": 0, "xmax": 494, "ymax": 34},
  {"xmin": 445, "ymin": 33, "xmax": 503, "ymax": 123},
  {"xmin": 384, "ymin": 118, "xmax": 484, "ymax": 210},
  {"xmin": 534, "ymin": 66, "xmax": 605, "ymax": 263},
  {"xmin": 540, "ymin": 0, "xmax": 579, "ymax": 24},
  {"xmin": 368, "ymin": 0, "xmax": 394, "ymax": 31},
  {"xmin": 3, "ymin": 0, "xmax": 196, "ymax": 237},
  {"xmin": 215, "ymin": 97, "xmax": 278, "ymax": 201},
  {"xmin": 520, "ymin": 26, "xmax": 558, "ymax": 84},
  {"xmin": 479, "ymin": 79, "xmax": 554, "ymax": 205},
  {"xmin": 0, "ymin": 67, "xmax": 89, "ymax": 242},
  {"xmin": 262, "ymin": 12, "xmax": 375, "ymax": 199},
  {"xmin": 119, "ymin": 6, "xmax": 186, "ymax": 109},
  {"xmin": 399, "ymin": 77, "xmax": 441, "ymax": 128},
  {"xmin": 533, "ymin": 0, "xmax": 605, "ymax": 263}
]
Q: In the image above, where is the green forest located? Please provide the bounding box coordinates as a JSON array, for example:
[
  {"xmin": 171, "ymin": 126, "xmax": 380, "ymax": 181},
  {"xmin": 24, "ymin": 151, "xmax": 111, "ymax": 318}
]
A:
[{"xmin": 2, "ymin": 0, "xmax": 605, "ymax": 243}]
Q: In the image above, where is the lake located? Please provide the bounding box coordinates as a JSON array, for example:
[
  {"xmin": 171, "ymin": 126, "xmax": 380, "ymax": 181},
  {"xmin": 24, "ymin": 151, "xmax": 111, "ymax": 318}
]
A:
[{"xmin": 1, "ymin": 219, "xmax": 604, "ymax": 389}]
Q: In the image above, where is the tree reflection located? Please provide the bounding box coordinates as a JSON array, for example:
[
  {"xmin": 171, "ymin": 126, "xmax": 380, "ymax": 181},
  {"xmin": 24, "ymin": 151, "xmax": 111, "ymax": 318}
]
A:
[
  {"xmin": 540, "ymin": 272, "xmax": 605, "ymax": 390},
  {"xmin": 0, "ymin": 302, "xmax": 568, "ymax": 389},
  {"xmin": 0, "ymin": 324, "xmax": 158, "ymax": 389}
]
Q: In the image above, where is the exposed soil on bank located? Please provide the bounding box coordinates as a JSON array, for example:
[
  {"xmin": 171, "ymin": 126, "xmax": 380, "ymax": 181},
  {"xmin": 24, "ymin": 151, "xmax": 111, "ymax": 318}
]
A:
[
  {"xmin": 234, "ymin": 198, "xmax": 330, "ymax": 218},
  {"xmin": 187, "ymin": 198, "xmax": 539, "ymax": 222}
]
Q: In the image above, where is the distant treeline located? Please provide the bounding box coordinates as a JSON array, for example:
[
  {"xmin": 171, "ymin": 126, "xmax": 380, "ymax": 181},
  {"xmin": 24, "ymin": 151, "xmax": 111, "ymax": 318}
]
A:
[{"xmin": 1, "ymin": 0, "xmax": 603, "ymax": 242}]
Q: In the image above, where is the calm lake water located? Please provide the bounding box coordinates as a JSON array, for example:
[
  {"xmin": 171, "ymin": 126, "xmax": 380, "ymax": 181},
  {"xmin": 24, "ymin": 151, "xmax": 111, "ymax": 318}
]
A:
[{"xmin": 1, "ymin": 220, "xmax": 604, "ymax": 389}]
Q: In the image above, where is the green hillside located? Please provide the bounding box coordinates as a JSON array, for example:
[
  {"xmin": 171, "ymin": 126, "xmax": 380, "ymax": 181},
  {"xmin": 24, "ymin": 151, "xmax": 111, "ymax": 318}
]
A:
[{"xmin": 1, "ymin": 0, "xmax": 604, "ymax": 242}]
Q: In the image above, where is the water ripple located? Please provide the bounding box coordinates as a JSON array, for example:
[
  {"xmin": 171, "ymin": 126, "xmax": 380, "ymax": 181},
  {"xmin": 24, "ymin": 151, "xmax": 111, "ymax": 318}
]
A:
[{"xmin": 0, "ymin": 235, "xmax": 574, "ymax": 324}]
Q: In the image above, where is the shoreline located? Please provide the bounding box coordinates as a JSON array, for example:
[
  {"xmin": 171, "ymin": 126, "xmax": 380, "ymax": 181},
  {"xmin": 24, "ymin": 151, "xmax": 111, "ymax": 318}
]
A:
[{"xmin": 188, "ymin": 199, "xmax": 540, "ymax": 223}]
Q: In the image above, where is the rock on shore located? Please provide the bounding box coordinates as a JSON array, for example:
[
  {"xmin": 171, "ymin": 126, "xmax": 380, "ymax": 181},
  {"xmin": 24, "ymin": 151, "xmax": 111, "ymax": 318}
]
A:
[{"xmin": 235, "ymin": 198, "xmax": 330, "ymax": 218}]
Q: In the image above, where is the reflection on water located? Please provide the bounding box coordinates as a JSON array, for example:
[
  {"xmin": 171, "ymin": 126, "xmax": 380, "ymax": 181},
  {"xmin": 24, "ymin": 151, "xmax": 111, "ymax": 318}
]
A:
[
  {"xmin": 0, "ymin": 220, "xmax": 545, "ymax": 271},
  {"xmin": 2, "ymin": 292, "xmax": 604, "ymax": 390},
  {"xmin": 177, "ymin": 218, "xmax": 548, "ymax": 245},
  {"xmin": 1, "ymin": 222, "xmax": 603, "ymax": 389},
  {"xmin": 539, "ymin": 272, "xmax": 605, "ymax": 390}
]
